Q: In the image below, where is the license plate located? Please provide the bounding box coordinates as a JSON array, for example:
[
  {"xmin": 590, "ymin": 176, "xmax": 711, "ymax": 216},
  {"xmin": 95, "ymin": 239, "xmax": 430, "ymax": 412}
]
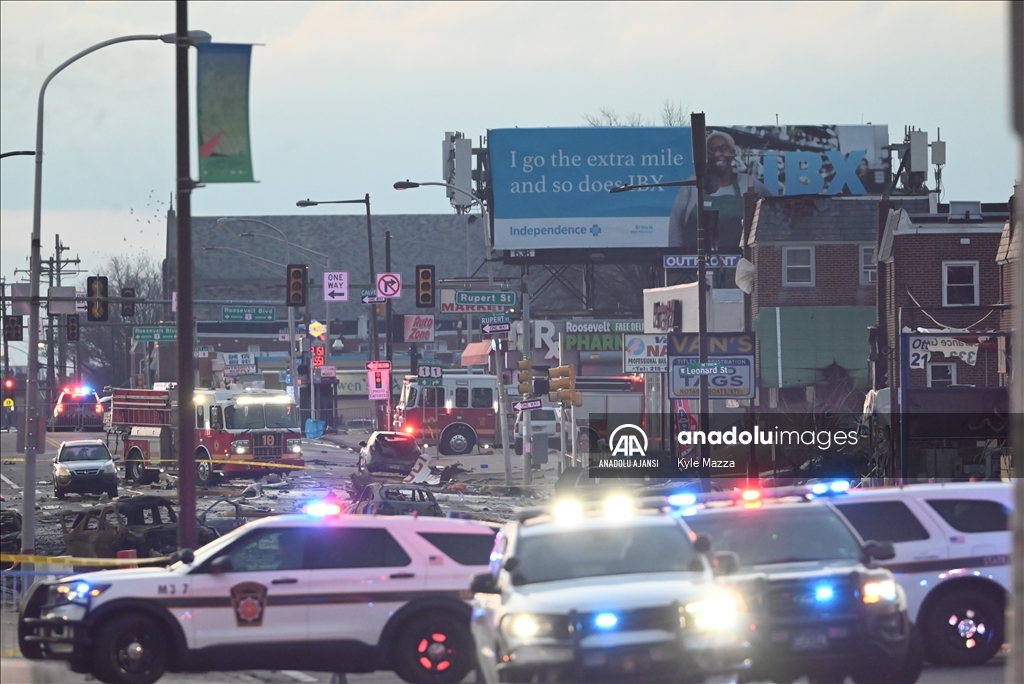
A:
[{"xmin": 793, "ymin": 631, "xmax": 829, "ymax": 651}]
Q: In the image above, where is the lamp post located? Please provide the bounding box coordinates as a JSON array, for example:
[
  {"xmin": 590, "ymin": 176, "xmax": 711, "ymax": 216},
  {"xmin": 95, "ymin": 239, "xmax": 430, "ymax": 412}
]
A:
[
  {"xmin": 394, "ymin": 181, "xmax": 520, "ymax": 485},
  {"xmin": 296, "ymin": 195, "xmax": 383, "ymax": 427},
  {"xmin": 205, "ymin": 241, "xmax": 297, "ymax": 401},
  {"xmin": 608, "ymin": 113, "xmax": 711, "ymax": 483},
  {"xmin": 21, "ymin": 28, "xmax": 210, "ymax": 560}
]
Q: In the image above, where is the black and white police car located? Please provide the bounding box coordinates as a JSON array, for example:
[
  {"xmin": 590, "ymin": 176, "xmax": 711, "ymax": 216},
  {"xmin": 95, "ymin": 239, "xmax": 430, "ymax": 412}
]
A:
[
  {"xmin": 470, "ymin": 495, "xmax": 750, "ymax": 683},
  {"xmin": 832, "ymin": 481, "xmax": 1012, "ymax": 666},
  {"xmin": 19, "ymin": 501, "xmax": 497, "ymax": 684}
]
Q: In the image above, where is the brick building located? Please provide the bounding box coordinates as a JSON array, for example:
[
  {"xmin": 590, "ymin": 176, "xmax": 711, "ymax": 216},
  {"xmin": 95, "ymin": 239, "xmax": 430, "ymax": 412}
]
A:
[{"xmin": 875, "ymin": 200, "xmax": 1012, "ymax": 479}]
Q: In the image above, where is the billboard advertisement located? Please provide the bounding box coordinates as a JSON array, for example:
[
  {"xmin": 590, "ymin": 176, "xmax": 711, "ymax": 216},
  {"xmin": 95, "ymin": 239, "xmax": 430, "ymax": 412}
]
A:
[{"xmin": 490, "ymin": 125, "xmax": 888, "ymax": 252}]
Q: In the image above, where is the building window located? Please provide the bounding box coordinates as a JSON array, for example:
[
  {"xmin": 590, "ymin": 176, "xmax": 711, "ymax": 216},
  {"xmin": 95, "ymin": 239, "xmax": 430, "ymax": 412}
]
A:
[
  {"xmin": 860, "ymin": 245, "xmax": 876, "ymax": 285},
  {"xmin": 782, "ymin": 246, "xmax": 815, "ymax": 286},
  {"xmin": 942, "ymin": 261, "xmax": 979, "ymax": 306},
  {"xmin": 927, "ymin": 363, "xmax": 956, "ymax": 387}
]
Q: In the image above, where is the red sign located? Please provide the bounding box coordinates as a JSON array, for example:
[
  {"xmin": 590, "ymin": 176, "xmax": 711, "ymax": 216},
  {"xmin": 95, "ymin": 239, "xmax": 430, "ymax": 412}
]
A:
[
  {"xmin": 403, "ymin": 314, "xmax": 435, "ymax": 342},
  {"xmin": 311, "ymin": 345, "xmax": 326, "ymax": 368}
]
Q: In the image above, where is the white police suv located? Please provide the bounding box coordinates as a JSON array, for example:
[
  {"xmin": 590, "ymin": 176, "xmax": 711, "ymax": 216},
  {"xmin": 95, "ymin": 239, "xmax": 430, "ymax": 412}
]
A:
[
  {"xmin": 832, "ymin": 481, "xmax": 1012, "ymax": 666},
  {"xmin": 470, "ymin": 496, "xmax": 749, "ymax": 683},
  {"xmin": 18, "ymin": 502, "xmax": 498, "ymax": 684}
]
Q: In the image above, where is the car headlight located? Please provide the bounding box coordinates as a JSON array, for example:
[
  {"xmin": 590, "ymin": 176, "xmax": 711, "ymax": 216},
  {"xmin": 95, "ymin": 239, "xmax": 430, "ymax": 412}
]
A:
[
  {"xmin": 231, "ymin": 439, "xmax": 251, "ymax": 455},
  {"xmin": 55, "ymin": 464, "xmax": 71, "ymax": 477},
  {"xmin": 286, "ymin": 438, "xmax": 302, "ymax": 454},
  {"xmin": 55, "ymin": 581, "xmax": 109, "ymax": 606},
  {"xmin": 684, "ymin": 594, "xmax": 740, "ymax": 630},
  {"xmin": 501, "ymin": 613, "xmax": 557, "ymax": 640},
  {"xmin": 862, "ymin": 579, "xmax": 897, "ymax": 604},
  {"xmin": 103, "ymin": 462, "xmax": 116, "ymax": 474}
]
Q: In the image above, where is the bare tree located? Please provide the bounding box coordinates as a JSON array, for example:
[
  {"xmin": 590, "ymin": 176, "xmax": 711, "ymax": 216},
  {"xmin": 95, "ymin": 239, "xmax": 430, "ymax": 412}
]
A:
[
  {"xmin": 582, "ymin": 99, "xmax": 691, "ymax": 127},
  {"xmin": 76, "ymin": 255, "xmax": 164, "ymax": 389}
]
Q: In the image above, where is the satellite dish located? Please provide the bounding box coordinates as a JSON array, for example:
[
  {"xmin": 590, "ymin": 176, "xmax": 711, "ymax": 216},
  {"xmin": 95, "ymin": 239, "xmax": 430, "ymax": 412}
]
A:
[{"xmin": 735, "ymin": 258, "xmax": 756, "ymax": 294}]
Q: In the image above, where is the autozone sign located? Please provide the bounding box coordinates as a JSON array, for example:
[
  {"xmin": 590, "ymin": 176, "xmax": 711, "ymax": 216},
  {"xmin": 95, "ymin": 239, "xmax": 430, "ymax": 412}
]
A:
[{"xmin": 403, "ymin": 315, "xmax": 435, "ymax": 342}]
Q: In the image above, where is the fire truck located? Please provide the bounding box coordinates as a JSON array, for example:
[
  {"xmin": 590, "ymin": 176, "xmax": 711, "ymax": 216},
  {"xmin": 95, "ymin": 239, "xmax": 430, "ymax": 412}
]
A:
[
  {"xmin": 394, "ymin": 374, "xmax": 499, "ymax": 455},
  {"xmin": 108, "ymin": 386, "xmax": 304, "ymax": 486},
  {"xmin": 393, "ymin": 372, "xmax": 646, "ymax": 456}
]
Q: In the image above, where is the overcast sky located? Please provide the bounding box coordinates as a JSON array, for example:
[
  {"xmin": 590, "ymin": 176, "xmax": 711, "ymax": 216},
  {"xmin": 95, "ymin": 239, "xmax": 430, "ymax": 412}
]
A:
[{"xmin": 0, "ymin": 0, "xmax": 1018, "ymax": 291}]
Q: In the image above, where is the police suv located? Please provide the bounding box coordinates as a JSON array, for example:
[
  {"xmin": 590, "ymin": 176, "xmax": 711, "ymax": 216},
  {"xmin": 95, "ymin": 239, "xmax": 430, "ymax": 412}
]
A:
[
  {"xmin": 470, "ymin": 496, "xmax": 749, "ymax": 683},
  {"xmin": 18, "ymin": 504, "xmax": 498, "ymax": 684},
  {"xmin": 681, "ymin": 486, "xmax": 922, "ymax": 684},
  {"xmin": 833, "ymin": 481, "xmax": 1012, "ymax": 666}
]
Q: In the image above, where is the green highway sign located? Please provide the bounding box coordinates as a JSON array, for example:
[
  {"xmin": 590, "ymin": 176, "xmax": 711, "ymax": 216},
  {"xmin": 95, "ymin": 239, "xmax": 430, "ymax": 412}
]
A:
[
  {"xmin": 221, "ymin": 305, "xmax": 276, "ymax": 323},
  {"xmin": 416, "ymin": 361, "xmax": 444, "ymax": 387},
  {"xmin": 480, "ymin": 313, "xmax": 510, "ymax": 326},
  {"xmin": 132, "ymin": 326, "xmax": 177, "ymax": 342},
  {"xmin": 455, "ymin": 291, "xmax": 516, "ymax": 307}
]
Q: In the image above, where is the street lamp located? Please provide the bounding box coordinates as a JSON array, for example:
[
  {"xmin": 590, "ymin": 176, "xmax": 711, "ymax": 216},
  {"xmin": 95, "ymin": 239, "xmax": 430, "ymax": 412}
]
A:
[
  {"xmin": 21, "ymin": 28, "xmax": 211, "ymax": 561},
  {"xmin": 605, "ymin": 112, "xmax": 711, "ymax": 485},
  {"xmin": 393, "ymin": 180, "xmax": 519, "ymax": 484},
  {"xmin": 208, "ymin": 228, "xmax": 300, "ymax": 403}
]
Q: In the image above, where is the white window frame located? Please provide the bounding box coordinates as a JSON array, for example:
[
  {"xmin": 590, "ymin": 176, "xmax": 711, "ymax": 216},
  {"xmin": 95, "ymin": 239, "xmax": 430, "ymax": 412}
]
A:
[
  {"xmin": 860, "ymin": 245, "xmax": 877, "ymax": 285},
  {"xmin": 782, "ymin": 246, "xmax": 815, "ymax": 287},
  {"xmin": 927, "ymin": 362, "xmax": 957, "ymax": 388},
  {"xmin": 941, "ymin": 260, "xmax": 979, "ymax": 307}
]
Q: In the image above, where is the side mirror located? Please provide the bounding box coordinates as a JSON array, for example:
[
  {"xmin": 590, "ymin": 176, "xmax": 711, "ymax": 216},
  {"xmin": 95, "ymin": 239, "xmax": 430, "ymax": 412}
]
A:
[
  {"xmin": 863, "ymin": 540, "xmax": 895, "ymax": 562},
  {"xmin": 358, "ymin": 441, "xmax": 367, "ymax": 448},
  {"xmin": 470, "ymin": 572, "xmax": 499, "ymax": 594},
  {"xmin": 693, "ymin": 534, "xmax": 712, "ymax": 554},
  {"xmin": 179, "ymin": 549, "xmax": 195, "ymax": 564},
  {"xmin": 209, "ymin": 555, "xmax": 233, "ymax": 574},
  {"xmin": 712, "ymin": 551, "xmax": 740, "ymax": 576},
  {"xmin": 503, "ymin": 557, "xmax": 520, "ymax": 572}
]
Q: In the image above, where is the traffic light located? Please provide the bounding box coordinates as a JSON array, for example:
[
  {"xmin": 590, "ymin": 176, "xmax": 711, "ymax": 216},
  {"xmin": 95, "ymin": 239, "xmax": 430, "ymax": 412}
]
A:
[
  {"xmin": 287, "ymin": 264, "xmax": 308, "ymax": 308},
  {"xmin": 121, "ymin": 287, "xmax": 136, "ymax": 317},
  {"xmin": 87, "ymin": 276, "xmax": 109, "ymax": 322},
  {"xmin": 548, "ymin": 365, "xmax": 582, "ymax": 406},
  {"xmin": 409, "ymin": 343, "xmax": 420, "ymax": 376},
  {"xmin": 67, "ymin": 314, "xmax": 80, "ymax": 342},
  {"xmin": 517, "ymin": 360, "xmax": 533, "ymax": 395},
  {"xmin": 416, "ymin": 265, "xmax": 435, "ymax": 308},
  {"xmin": 3, "ymin": 377, "xmax": 13, "ymax": 392},
  {"xmin": 374, "ymin": 372, "xmax": 383, "ymax": 390},
  {"xmin": 3, "ymin": 316, "xmax": 23, "ymax": 342}
]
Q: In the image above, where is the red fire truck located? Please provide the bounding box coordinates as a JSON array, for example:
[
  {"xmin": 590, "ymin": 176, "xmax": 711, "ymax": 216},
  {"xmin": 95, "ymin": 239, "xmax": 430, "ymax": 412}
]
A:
[
  {"xmin": 393, "ymin": 372, "xmax": 647, "ymax": 456},
  {"xmin": 108, "ymin": 386, "xmax": 304, "ymax": 486}
]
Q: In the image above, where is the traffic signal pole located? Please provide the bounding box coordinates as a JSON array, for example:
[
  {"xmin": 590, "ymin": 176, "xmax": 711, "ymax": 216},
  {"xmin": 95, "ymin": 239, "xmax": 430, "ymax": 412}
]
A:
[{"xmin": 522, "ymin": 279, "xmax": 532, "ymax": 485}]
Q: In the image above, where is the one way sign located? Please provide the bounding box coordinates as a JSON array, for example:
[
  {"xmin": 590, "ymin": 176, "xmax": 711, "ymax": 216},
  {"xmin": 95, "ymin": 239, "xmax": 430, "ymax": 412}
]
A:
[
  {"xmin": 323, "ymin": 271, "xmax": 349, "ymax": 302},
  {"xmin": 513, "ymin": 398, "xmax": 543, "ymax": 412}
]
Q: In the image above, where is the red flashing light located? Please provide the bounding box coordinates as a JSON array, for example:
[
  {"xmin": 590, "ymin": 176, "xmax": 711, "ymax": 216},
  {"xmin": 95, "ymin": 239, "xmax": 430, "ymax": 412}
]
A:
[
  {"xmin": 403, "ymin": 426, "xmax": 415, "ymax": 434},
  {"xmin": 95, "ymin": 404, "xmax": 104, "ymax": 414},
  {"xmin": 63, "ymin": 386, "xmax": 72, "ymax": 394},
  {"xmin": 741, "ymin": 490, "xmax": 760, "ymax": 502},
  {"xmin": 56, "ymin": 404, "xmax": 65, "ymax": 413}
]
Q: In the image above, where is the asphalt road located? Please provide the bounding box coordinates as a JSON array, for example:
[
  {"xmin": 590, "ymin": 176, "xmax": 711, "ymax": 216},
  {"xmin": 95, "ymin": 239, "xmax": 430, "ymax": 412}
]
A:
[{"xmin": 0, "ymin": 430, "xmax": 1010, "ymax": 683}]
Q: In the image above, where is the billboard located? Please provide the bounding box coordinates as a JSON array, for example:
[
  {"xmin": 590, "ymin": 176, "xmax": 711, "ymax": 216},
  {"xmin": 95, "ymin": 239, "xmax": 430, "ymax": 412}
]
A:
[{"xmin": 490, "ymin": 125, "xmax": 889, "ymax": 252}]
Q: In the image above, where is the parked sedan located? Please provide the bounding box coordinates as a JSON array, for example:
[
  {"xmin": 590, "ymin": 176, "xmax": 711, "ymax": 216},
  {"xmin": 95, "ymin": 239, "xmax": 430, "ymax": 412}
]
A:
[
  {"xmin": 357, "ymin": 431, "xmax": 423, "ymax": 474},
  {"xmin": 52, "ymin": 439, "xmax": 119, "ymax": 500},
  {"xmin": 351, "ymin": 483, "xmax": 444, "ymax": 517}
]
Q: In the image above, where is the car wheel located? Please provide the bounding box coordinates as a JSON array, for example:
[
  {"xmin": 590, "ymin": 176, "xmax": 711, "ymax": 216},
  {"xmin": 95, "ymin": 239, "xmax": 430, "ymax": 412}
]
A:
[
  {"xmin": 440, "ymin": 427, "xmax": 474, "ymax": 456},
  {"xmin": 854, "ymin": 620, "xmax": 924, "ymax": 684},
  {"xmin": 54, "ymin": 485, "xmax": 65, "ymax": 500},
  {"xmin": 392, "ymin": 612, "xmax": 474, "ymax": 684},
  {"xmin": 126, "ymin": 454, "xmax": 146, "ymax": 484},
  {"xmin": 923, "ymin": 588, "xmax": 1003, "ymax": 666},
  {"xmin": 91, "ymin": 613, "xmax": 169, "ymax": 684},
  {"xmin": 107, "ymin": 485, "xmax": 119, "ymax": 499},
  {"xmin": 196, "ymin": 455, "xmax": 215, "ymax": 487}
]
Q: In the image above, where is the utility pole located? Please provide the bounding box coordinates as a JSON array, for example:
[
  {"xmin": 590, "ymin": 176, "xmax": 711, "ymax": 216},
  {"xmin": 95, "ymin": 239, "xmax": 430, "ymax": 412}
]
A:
[
  {"xmin": 691, "ymin": 113, "xmax": 712, "ymax": 488},
  {"xmin": 521, "ymin": 272, "xmax": 532, "ymax": 484},
  {"xmin": 174, "ymin": 0, "xmax": 197, "ymax": 551},
  {"xmin": 1, "ymin": 279, "xmax": 9, "ymax": 380},
  {"xmin": 385, "ymin": 230, "xmax": 394, "ymax": 429}
]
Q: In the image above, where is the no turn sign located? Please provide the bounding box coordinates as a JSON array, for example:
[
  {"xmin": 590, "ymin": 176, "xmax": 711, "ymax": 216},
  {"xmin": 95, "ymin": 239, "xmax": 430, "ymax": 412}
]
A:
[
  {"xmin": 323, "ymin": 271, "xmax": 349, "ymax": 302},
  {"xmin": 376, "ymin": 272, "xmax": 402, "ymax": 299}
]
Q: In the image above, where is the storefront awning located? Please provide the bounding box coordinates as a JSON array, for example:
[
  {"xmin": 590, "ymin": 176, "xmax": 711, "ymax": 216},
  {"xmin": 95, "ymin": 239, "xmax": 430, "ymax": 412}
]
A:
[{"xmin": 460, "ymin": 341, "xmax": 493, "ymax": 367}]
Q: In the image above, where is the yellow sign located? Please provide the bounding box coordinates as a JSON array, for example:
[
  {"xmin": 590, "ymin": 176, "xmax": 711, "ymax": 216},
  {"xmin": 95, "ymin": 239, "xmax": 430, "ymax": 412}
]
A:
[
  {"xmin": 308, "ymin": 321, "xmax": 327, "ymax": 338},
  {"xmin": 2, "ymin": 398, "xmax": 13, "ymax": 408}
]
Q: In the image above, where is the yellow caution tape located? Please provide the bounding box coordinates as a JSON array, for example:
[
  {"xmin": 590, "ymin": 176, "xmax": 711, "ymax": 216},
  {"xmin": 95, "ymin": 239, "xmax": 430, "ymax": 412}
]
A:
[{"xmin": 1, "ymin": 553, "xmax": 170, "ymax": 567}]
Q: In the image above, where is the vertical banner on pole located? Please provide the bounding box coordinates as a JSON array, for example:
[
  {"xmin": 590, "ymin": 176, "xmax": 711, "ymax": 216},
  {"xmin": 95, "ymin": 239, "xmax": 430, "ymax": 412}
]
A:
[{"xmin": 196, "ymin": 43, "xmax": 255, "ymax": 182}]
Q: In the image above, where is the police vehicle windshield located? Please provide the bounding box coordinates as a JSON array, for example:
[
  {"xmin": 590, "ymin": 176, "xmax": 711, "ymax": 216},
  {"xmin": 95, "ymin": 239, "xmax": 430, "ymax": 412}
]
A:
[
  {"xmin": 686, "ymin": 506, "xmax": 863, "ymax": 567},
  {"xmin": 512, "ymin": 524, "xmax": 701, "ymax": 585}
]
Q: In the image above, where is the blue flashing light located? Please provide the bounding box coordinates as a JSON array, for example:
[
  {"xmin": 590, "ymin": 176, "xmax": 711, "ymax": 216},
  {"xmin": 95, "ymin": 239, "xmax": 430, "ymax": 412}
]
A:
[
  {"xmin": 809, "ymin": 483, "xmax": 829, "ymax": 496},
  {"xmin": 594, "ymin": 612, "xmax": 618, "ymax": 629},
  {"xmin": 830, "ymin": 481, "xmax": 850, "ymax": 493},
  {"xmin": 75, "ymin": 582, "xmax": 90, "ymax": 594},
  {"xmin": 667, "ymin": 493, "xmax": 697, "ymax": 507},
  {"xmin": 815, "ymin": 585, "xmax": 835, "ymax": 602}
]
